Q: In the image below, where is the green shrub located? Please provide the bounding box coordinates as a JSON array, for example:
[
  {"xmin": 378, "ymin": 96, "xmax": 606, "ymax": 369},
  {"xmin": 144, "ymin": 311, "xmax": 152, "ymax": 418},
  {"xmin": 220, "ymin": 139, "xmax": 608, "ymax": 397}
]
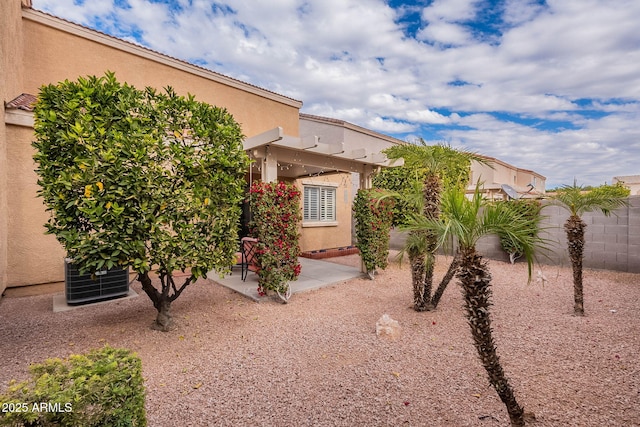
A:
[
  {"xmin": 0, "ymin": 346, "xmax": 146, "ymax": 427},
  {"xmin": 372, "ymin": 167, "xmax": 426, "ymax": 226},
  {"xmin": 353, "ymin": 189, "xmax": 394, "ymax": 274}
]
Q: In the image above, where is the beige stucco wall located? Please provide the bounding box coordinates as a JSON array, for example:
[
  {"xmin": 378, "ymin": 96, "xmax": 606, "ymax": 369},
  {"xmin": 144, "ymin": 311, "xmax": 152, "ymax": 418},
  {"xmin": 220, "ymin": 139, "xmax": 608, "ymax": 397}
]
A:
[
  {"xmin": 22, "ymin": 12, "xmax": 301, "ymax": 138},
  {"xmin": 470, "ymin": 161, "xmax": 496, "ymax": 186},
  {"xmin": 613, "ymin": 176, "xmax": 640, "ymax": 196},
  {"xmin": 516, "ymin": 170, "xmax": 546, "ymax": 194},
  {"xmin": 2, "ymin": 7, "xmax": 304, "ymax": 288},
  {"xmin": 299, "ymin": 115, "xmax": 404, "ymax": 155},
  {"xmin": 471, "ymin": 158, "xmax": 546, "ymax": 196},
  {"xmin": 0, "ymin": 1, "xmax": 28, "ymax": 293},
  {"xmin": 295, "ymin": 173, "xmax": 353, "ymax": 252},
  {"xmin": 6, "ymin": 124, "xmax": 66, "ymax": 286}
]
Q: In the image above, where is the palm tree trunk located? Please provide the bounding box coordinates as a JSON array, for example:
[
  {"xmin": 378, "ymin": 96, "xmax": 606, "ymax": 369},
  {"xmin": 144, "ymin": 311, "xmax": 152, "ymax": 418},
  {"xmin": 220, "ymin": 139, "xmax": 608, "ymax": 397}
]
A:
[
  {"xmin": 457, "ymin": 248, "xmax": 525, "ymax": 426},
  {"xmin": 430, "ymin": 251, "xmax": 460, "ymax": 309},
  {"xmin": 565, "ymin": 215, "xmax": 586, "ymax": 316},
  {"xmin": 421, "ymin": 252, "xmax": 435, "ymax": 310},
  {"xmin": 408, "ymin": 243, "xmax": 427, "ymax": 311},
  {"xmin": 420, "ymin": 172, "xmax": 441, "ymax": 311}
]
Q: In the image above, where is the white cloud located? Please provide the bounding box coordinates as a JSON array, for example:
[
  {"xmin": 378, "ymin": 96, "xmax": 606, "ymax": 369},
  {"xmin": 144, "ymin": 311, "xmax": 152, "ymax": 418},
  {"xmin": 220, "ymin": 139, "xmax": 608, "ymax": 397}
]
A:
[
  {"xmin": 421, "ymin": 0, "xmax": 479, "ymax": 22},
  {"xmin": 417, "ymin": 0, "xmax": 478, "ymax": 46},
  {"xmin": 366, "ymin": 117, "xmax": 416, "ymax": 134},
  {"xmin": 502, "ymin": 0, "xmax": 545, "ymax": 26},
  {"xmin": 405, "ymin": 109, "xmax": 450, "ymax": 124},
  {"xmin": 30, "ymin": 0, "xmax": 640, "ymax": 187},
  {"xmin": 33, "ymin": 0, "xmax": 116, "ymax": 25},
  {"xmin": 416, "ymin": 20, "xmax": 471, "ymax": 46}
]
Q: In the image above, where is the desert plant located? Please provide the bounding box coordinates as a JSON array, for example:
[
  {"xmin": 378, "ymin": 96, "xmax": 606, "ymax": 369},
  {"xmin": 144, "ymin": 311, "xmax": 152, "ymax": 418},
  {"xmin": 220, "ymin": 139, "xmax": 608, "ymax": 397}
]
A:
[
  {"xmin": 407, "ymin": 186, "xmax": 545, "ymax": 426},
  {"xmin": 32, "ymin": 72, "xmax": 250, "ymax": 330},
  {"xmin": 0, "ymin": 346, "xmax": 146, "ymax": 427},
  {"xmin": 375, "ymin": 141, "xmax": 481, "ymax": 311},
  {"xmin": 498, "ymin": 199, "xmax": 543, "ymax": 264},
  {"xmin": 546, "ymin": 181, "xmax": 629, "ymax": 315}
]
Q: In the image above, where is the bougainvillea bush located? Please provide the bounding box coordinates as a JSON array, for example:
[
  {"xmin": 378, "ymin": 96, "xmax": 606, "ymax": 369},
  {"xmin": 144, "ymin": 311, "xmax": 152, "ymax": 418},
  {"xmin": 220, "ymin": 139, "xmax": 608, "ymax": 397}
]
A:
[
  {"xmin": 249, "ymin": 181, "xmax": 301, "ymax": 300},
  {"xmin": 353, "ymin": 189, "xmax": 394, "ymax": 276}
]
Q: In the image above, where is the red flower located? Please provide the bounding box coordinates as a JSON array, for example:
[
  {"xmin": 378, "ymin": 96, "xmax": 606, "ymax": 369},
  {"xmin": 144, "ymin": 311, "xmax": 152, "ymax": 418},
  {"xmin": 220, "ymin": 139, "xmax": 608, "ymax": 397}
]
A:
[{"xmin": 249, "ymin": 181, "xmax": 301, "ymax": 292}]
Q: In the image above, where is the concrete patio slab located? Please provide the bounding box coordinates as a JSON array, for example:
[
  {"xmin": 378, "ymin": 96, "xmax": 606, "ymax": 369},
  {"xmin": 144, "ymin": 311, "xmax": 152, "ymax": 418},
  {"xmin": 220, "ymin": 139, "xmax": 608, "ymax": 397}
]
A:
[
  {"xmin": 207, "ymin": 257, "xmax": 364, "ymax": 302},
  {"xmin": 52, "ymin": 288, "xmax": 139, "ymax": 312}
]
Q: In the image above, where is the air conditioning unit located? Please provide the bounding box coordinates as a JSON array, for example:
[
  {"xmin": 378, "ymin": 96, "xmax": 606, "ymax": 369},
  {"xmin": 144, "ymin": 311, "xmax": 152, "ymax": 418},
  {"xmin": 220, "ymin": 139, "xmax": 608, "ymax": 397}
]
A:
[{"xmin": 65, "ymin": 259, "xmax": 130, "ymax": 305}]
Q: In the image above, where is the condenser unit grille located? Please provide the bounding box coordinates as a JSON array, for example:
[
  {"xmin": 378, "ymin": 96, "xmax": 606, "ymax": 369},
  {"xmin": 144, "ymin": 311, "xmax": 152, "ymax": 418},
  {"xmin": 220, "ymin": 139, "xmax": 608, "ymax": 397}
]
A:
[{"xmin": 65, "ymin": 260, "xmax": 130, "ymax": 305}]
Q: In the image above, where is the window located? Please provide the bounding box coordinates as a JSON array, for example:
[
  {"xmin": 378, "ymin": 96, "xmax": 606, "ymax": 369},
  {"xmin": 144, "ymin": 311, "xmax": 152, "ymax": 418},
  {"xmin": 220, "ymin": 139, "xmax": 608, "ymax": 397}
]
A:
[{"xmin": 303, "ymin": 186, "xmax": 336, "ymax": 222}]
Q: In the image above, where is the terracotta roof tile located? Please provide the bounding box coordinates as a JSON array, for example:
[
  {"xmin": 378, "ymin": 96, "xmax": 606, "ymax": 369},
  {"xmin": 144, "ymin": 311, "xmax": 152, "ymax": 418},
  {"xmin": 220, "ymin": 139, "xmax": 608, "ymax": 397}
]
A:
[{"xmin": 5, "ymin": 93, "xmax": 37, "ymax": 111}]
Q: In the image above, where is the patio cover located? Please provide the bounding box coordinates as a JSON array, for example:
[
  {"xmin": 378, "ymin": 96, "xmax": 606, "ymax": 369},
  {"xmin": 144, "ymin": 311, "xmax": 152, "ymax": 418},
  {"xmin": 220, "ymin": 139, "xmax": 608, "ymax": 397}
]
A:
[{"xmin": 243, "ymin": 127, "xmax": 404, "ymax": 188}]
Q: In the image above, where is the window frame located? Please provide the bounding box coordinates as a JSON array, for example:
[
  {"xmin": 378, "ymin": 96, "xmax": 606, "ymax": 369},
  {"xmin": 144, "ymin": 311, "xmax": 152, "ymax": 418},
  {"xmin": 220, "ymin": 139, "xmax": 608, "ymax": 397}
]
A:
[{"xmin": 302, "ymin": 184, "xmax": 338, "ymax": 226}]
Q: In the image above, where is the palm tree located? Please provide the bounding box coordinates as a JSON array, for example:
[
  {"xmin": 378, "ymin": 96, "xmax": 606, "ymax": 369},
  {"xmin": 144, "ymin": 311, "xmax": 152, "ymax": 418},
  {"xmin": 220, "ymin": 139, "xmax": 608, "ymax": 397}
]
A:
[
  {"xmin": 407, "ymin": 186, "xmax": 544, "ymax": 426},
  {"xmin": 382, "ymin": 141, "xmax": 485, "ymax": 311},
  {"xmin": 547, "ymin": 182, "xmax": 629, "ymax": 315}
]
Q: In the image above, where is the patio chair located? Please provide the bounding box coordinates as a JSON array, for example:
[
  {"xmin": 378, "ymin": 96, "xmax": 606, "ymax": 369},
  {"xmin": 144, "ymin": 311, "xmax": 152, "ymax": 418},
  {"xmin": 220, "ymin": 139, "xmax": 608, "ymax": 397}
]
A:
[{"xmin": 240, "ymin": 237, "xmax": 260, "ymax": 281}]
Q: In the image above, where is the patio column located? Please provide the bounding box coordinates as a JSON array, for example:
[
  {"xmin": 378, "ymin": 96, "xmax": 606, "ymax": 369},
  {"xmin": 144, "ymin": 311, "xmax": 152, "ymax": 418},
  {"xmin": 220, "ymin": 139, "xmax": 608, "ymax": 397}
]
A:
[
  {"xmin": 358, "ymin": 165, "xmax": 374, "ymax": 273},
  {"xmin": 261, "ymin": 146, "xmax": 278, "ymax": 183},
  {"xmin": 359, "ymin": 164, "xmax": 373, "ymax": 189}
]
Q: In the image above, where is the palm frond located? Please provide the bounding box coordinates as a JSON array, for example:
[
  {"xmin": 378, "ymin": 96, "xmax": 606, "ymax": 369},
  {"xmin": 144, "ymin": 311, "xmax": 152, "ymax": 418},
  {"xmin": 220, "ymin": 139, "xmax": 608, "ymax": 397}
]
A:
[
  {"xmin": 384, "ymin": 139, "xmax": 487, "ymax": 171},
  {"xmin": 374, "ymin": 177, "xmax": 424, "ymax": 213},
  {"xmin": 548, "ymin": 182, "xmax": 629, "ymax": 216},
  {"xmin": 403, "ymin": 183, "xmax": 550, "ymax": 281}
]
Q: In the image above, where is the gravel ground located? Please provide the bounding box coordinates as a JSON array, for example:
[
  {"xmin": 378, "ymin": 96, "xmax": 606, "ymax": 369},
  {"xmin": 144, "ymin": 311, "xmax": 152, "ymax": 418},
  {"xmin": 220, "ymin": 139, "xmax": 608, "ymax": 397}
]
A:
[{"xmin": 1, "ymin": 252, "xmax": 639, "ymax": 426}]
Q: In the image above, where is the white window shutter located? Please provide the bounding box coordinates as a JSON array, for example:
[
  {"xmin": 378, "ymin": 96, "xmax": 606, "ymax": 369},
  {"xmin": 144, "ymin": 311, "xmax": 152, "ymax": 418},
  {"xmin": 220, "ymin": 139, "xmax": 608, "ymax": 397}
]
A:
[{"xmin": 304, "ymin": 186, "xmax": 335, "ymax": 222}]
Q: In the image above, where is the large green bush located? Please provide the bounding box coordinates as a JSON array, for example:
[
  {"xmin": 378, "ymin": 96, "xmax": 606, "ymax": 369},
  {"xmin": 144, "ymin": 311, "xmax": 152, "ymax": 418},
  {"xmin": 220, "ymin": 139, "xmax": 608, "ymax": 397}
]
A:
[
  {"xmin": 372, "ymin": 167, "xmax": 426, "ymax": 226},
  {"xmin": 32, "ymin": 72, "xmax": 250, "ymax": 330},
  {"xmin": 0, "ymin": 346, "xmax": 146, "ymax": 427}
]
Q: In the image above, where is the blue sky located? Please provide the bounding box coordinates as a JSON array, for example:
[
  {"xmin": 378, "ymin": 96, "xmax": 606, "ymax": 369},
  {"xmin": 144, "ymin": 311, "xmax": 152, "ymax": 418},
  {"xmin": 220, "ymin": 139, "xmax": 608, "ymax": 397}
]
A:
[{"xmin": 33, "ymin": 0, "xmax": 640, "ymax": 188}]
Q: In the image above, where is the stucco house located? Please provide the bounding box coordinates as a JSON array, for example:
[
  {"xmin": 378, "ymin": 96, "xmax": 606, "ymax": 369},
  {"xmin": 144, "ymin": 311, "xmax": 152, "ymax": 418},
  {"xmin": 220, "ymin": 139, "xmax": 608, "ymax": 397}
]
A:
[
  {"xmin": 613, "ymin": 175, "xmax": 640, "ymax": 195},
  {"xmin": 1, "ymin": 1, "xmax": 546, "ymax": 296},
  {"xmin": 0, "ymin": 0, "xmax": 402, "ymax": 294},
  {"xmin": 469, "ymin": 155, "xmax": 546, "ymax": 200}
]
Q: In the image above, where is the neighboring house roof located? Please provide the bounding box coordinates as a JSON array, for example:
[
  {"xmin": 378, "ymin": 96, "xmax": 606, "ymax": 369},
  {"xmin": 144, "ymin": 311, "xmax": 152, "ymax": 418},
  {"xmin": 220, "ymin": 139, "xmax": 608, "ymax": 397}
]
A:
[
  {"xmin": 613, "ymin": 175, "xmax": 640, "ymax": 183},
  {"xmin": 477, "ymin": 155, "xmax": 546, "ymax": 180},
  {"xmin": 25, "ymin": 6, "xmax": 302, "ymax": 108},
  {"xmin": 300, "ymin": 113, "xmax": 406, "ymax": 147},
  {"xmin": 468, "ymin": 155, "xmax": 546, "ymax": 198},
  {"xmin": 5, "ymin": 93, "xmax": 37, "ymax": 111}
]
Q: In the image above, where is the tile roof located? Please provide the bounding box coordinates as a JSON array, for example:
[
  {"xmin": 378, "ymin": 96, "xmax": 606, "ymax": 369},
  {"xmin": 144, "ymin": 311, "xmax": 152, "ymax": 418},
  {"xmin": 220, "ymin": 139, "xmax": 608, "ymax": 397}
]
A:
[{"xmin": 5, "ymin": 93, "xmax": 37, "ymax": 111}]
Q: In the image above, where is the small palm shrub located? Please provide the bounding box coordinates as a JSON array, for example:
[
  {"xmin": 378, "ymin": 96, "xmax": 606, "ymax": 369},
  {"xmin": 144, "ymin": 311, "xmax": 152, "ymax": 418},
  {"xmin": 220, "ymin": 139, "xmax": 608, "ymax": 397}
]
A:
[{"xmin": 498, "ymin": 199, "xmax": 542, "ymax": 263}]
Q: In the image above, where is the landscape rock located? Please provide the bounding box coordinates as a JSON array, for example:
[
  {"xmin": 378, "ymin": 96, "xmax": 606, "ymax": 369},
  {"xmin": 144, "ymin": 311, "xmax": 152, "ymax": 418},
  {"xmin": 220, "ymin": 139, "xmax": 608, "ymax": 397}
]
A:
[{"xmin": 376, "ymin": 314, "xmax": 402, "ymax": 340}]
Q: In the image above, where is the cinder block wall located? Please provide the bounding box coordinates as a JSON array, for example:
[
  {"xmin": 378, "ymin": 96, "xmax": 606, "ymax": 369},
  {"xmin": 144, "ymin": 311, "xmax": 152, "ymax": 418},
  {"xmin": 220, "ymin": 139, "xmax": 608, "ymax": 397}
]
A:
[
  {"xmin": 393, "ymin": 196, "xmax": 640, "ymax": 273},
  {"xmin": 529, "ymin": 196, "xmax": 640, "ymax": 273}
]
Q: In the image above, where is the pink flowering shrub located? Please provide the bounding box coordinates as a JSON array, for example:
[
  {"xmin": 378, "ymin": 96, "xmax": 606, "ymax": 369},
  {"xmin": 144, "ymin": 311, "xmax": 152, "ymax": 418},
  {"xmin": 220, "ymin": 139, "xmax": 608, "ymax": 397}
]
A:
[{"xmin": 249, "ymin": 181, "xmax": 301, "ymax": 296}]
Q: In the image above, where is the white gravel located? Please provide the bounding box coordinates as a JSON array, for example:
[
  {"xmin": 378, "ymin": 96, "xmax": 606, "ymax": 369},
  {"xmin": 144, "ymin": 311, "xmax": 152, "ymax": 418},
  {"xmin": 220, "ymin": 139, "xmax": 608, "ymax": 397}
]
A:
[{"xmin": 1, "ymin": 252, "xmax": 639, "ymax": 426}]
